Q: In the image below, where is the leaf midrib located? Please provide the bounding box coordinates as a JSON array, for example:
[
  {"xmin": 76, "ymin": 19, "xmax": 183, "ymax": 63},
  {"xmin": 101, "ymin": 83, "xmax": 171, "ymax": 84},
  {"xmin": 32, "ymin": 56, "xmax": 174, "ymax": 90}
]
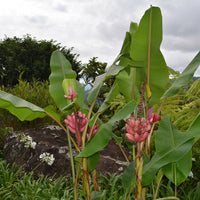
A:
[{"xmin": 143, "ymin": 136, "xmax": 193, "ymax": 174}]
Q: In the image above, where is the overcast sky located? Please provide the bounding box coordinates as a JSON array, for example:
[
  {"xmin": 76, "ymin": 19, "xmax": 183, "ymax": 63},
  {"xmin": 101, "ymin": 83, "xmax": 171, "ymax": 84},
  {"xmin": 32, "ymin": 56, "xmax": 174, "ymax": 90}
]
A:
[{"xmin": 0, "ymin": 0, "xmax": 200, "ymax": 75}]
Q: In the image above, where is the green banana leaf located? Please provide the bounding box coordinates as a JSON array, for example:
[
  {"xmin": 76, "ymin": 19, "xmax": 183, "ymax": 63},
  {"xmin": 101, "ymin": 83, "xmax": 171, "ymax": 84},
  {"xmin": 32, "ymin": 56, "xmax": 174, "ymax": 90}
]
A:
[
  {"xmin": 117, "ymin": 7, "xmax": 168, "ymax": 106},
  {"xmin": 118, "ymin": 22, "xmax": 138, "ymax": 59},
  {"xmin": 162, "ymin": 150, "xmax": 192, "ymax": 186},
  {"xmin": 116, "ymin": 22, "xmax": 140, "ymax": 104},
  {"xmin": 122, "ymin": 161, "xmax": 136, "ymax": 191},
  {"xmin": 187, "ymin": 111, "xmax": 200, "ymax": 142},
  {"xmin": 131, "ymin": 6, "xmax": 168, "ymax": 106},
  {"xmin": 87, "ymin": 64, "xmax": 125, "ymax": 105},
  {"xmin": 116, "ymin": 67, "xmax": 141, "ymax": 104},
  {"xmin": 87, "ymin": 73, "xmax": 106, "ymax": 105},
  {"xmin": 163, "ymin": 111, "xmax": 200, "ymax": 186},
  {"xmin": 160, "ymin": 53, "xmax": 200, "ymax": 186},
  {"xmin": 97, "ymin": 82, "xmax": 119, "ymax": 114},
  {"xmin": 142, "ymin": 116, "xmax": 194, "ymax": 186},
  {"xmin": 162, "ymin": 108, "xmax": 200, "ymax": 187},
  {"xmin": 87, "ymin": 152, "xmax": 100, "ymax": 172},
  {"xmin": 49, "ymin": 50, "xmax": 77, "ymax": 111},
  {"xmin": 162, "ymin": 51, "xmax": 200, "ymax": 99},
  {"xmin": 44, "ymin": 105, "xmax": 61, "ymax": 122},
  {"xmin": 0, "ymin": 90, "xmax": 46, "ymax": 121}
]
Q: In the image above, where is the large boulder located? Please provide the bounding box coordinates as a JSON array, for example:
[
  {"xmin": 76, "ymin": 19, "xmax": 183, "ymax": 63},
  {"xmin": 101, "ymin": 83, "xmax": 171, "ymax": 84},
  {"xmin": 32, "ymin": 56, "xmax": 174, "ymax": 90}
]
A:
[{"xmin": 3, "ymin": 125, "xmax": 130, "ymax": 178}]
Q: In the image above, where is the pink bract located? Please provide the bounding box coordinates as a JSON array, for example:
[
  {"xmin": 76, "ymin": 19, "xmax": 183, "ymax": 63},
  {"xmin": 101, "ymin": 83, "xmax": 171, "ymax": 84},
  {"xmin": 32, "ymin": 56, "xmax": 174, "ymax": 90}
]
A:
[
  {"xmin": 64, "ymin": 85, "xmax": 78, "ymax": 101},
  {"xmin": 148, "ymin": 107, "xmax": 161, "ymax": 124},
  {"xmin": 64, "ymin": 111, "xmax": 88, "ymax": 134},
  {"xmin": 125, "ymin": 116, "xmax": 151, "ymax": 142}
]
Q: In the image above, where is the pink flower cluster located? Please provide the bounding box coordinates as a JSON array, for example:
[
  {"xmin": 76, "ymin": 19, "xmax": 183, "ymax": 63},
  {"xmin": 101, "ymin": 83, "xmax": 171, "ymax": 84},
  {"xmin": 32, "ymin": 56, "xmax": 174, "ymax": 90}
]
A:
[
  {"xmin": 125, "ymin": 108, "xmax": 161, "ymax": 142},
  {"xmin": 64, "ymin": 111, "xmax": 99, "ymax": 136},
  {"xmin": 125, "ymin": 116, "xmax": 151, "ymax": 142},
  {"xmin": 64, "ymin": 111, "xmax": 87, "ymax": 133},
  {"xmin": 88, "ymin": 124, "xmax": 99, "ymax": 136}
]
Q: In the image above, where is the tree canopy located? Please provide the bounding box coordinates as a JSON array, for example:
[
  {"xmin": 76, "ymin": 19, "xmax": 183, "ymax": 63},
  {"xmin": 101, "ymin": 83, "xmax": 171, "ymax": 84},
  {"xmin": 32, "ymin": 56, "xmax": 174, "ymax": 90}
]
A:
[
  {"xmin": 0, "ymin": 35, "xmax": 82, "ymax": 86},
  {"xmin": 81, "ymin": 57, "xmax": 107, "ymax": 87}
]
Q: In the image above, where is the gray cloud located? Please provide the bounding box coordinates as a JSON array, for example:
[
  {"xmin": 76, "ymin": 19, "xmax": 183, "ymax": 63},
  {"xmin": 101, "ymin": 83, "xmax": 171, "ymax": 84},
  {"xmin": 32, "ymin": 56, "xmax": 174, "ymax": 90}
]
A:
[
  {"xmin": 163, "ymin": 35, "xmax": 200, "ymax": 53},
  {"xmin": 0, "ymin": 0, "xmax": 199, "ymax": 74},
  {"xmin": 159, "ymin": 0, "xmax": 200, "ymax": 57},
  {"xmin": 54, "ymin": 4, "xmax": 68, "ymax": 12},
  {"xmin": 26, "ymin": 15, "xmax": 48, "ymax": 25}
]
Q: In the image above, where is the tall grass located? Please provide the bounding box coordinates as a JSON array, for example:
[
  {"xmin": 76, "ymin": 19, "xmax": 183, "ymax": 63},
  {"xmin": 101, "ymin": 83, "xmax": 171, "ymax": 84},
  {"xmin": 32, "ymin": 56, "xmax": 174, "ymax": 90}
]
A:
[
  {"xmin": 0, "ymin": 159, "xmax": 75, "ymax": 200},
  {"xmin": 1, "ymin": 158, "xmax": 200, "ymax": 200}
]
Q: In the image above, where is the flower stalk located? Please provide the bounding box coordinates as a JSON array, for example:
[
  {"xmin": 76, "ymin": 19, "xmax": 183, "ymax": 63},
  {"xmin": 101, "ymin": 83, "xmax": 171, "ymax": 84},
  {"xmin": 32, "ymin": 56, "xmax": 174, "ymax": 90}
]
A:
[
  {"xmin": 125, "ymin": 83, "xmax": 161, "ymax": 199},
  {"xmin": 63, "ymin": 84, "xmax": 100, "ymax": 199},
  {"xmin": 82, "ymin": 157, "xmax": 91, "ymax": 200},
  {"xmin": 135, "ymin": 149, "xmax": 144, "ymax": 200}
]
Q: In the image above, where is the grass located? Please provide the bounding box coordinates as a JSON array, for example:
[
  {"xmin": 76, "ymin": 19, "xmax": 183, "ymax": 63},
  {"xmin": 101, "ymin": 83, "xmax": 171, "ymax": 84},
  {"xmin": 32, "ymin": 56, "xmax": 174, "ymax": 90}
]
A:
[
  {"xmin": 0, "ymin": 159, "xmax": 74, "ymax": 200},
  {"xmin": 1, "ymin": 155, "xmax": 200, "ymax": 200},
  {"xmin": 0, "ymin": 158, "xmax": 136, "ymax": 200}
]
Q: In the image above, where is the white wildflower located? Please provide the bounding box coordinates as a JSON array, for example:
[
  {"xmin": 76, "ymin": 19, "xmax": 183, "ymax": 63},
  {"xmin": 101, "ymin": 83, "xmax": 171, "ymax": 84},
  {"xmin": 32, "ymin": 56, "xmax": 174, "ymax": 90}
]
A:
[
  {"xmin": 39, "ymin": 152, "xmax": 55, "ymax": 166},
  {"xmin": 189, "ymin": 171, "xmax": 194, "ymax": 178},
  {"xmin": 17, "ymin": 132, "xmax": 36, "ymax": 149},
  {"xmin": 24, "ymin": 141, "xmax": 37, "ymax": 149},
  {"xmin": 192, "ymin": 157, "xmax": 196, "ymax": 162}
]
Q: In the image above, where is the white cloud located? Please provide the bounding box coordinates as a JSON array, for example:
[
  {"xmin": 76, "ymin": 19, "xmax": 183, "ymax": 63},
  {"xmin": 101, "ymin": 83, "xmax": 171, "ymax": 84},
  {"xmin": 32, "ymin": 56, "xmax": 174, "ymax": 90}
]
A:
[{"xmin": 0, "ymin": 0, "xmax": 199, "ymax": 75}]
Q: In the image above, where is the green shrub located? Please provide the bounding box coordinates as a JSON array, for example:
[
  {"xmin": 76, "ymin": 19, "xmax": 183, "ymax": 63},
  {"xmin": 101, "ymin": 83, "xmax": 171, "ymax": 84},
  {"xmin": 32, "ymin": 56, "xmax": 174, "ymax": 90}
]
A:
[{"xmin": 0, "ymin": 78, "xmax": 59, "ymax": 130}]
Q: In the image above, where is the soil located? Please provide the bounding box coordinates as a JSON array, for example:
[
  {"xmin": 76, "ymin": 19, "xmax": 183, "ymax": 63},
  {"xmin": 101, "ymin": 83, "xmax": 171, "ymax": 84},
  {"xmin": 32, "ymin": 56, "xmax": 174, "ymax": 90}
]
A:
[{"xmin": 3, "ymin": 125, "xmax": 131, "ymax": 179}]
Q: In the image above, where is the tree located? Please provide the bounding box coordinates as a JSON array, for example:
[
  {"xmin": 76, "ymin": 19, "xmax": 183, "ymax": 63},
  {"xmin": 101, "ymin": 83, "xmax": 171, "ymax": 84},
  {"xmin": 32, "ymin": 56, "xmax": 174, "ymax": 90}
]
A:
[
  {"xmin": 81, "ymin": 57, "xmax": 115, "ymax": 101},
  {"xmin": 81, "ymin": 57, "xmax": 107, "ymax": 87},
  {"xmin": 81, "ymin": 57, "xmax": 116, "ymax": 118},
  {"xmin": 0, "ymin": 35, "xmax": 82, "ymax": 86}
]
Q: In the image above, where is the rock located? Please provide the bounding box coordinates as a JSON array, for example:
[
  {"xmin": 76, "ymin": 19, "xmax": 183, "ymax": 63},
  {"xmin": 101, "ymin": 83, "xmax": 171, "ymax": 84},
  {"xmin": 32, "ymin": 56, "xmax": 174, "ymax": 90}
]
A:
[{"xmin": 3, "ymin": 125, "xmax": 130, "ymax": 178}]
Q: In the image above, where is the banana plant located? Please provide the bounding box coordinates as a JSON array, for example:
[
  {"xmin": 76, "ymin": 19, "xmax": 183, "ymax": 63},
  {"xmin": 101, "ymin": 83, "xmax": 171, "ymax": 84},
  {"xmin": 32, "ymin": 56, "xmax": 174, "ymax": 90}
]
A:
[
  {"xmin": 1, "ymin": 5, "xmax": 200, "ymax": 200},
  {"xmin": 108, "ymin": 6, "xmax": 200, "ymax": 200},
  {"xmin": 0, "ymin": 50, "xmax": 134, "ymax": 200}
]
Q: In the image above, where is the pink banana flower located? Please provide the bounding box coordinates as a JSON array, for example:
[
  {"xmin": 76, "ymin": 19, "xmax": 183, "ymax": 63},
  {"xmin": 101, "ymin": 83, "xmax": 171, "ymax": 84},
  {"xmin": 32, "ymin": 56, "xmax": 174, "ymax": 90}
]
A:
[
  {"xmin": 64, "ymin": 85, "xmax": 78, "ymax": 102},
  {"xmin": 125, "ymin": 116, "xmax": 151, "ymax": 142},
  {"xmin": 125, "ymin": 107, "xmax": 161, "ymax": 142},
  {"xmin": 64, "ymin": 111, "xmax": 88, "ymax": 134},
  {"xmin": 88, "ymin": 124, "xmax": 99, "ymax": 136},
  {"xmin": 148, "ymin": 107, "xmax": 161, "ymax": 124},
  {"xmin": 64, "ymin": 111, "xmax": 99, "ymax": 136}
]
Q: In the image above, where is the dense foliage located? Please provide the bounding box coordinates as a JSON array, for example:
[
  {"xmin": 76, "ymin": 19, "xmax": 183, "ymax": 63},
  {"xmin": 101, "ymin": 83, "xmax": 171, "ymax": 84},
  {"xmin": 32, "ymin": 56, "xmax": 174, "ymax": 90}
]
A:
[
  {"xmin": 0, "ymin": 78, "xmax": 58, "ymax": 130},
  {"xmin": 81, "ymin": 57, "xmax": 107, "ymax": 87},
  {"xmin": 0, "ymin": 35, "xmax": 82, "ymax": 86},
  {"xmin": 160, "ymin": 78, "xmax": 200, "ymax": 132}
]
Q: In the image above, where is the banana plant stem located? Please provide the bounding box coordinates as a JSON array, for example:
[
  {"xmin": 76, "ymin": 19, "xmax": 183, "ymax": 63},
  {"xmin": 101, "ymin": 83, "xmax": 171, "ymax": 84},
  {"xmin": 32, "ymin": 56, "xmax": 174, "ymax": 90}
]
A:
[
  {"xmin": 135, "ymin": 155, "xmax": 143, "ymax": 200},
  {"xmin": 82, "ymin": 157, "xmax": 91, "ymax": 200},
  {"xmin": 154, "ymin": 172, "xmax": 164, "ymax": 199},
  {"xmin": 87, "ymin": 113, "xmax": 100, "ymax": 141},
  {"xmin": 91, "ymin": 169, "xmax": 100, "ymax": 191},
  {"xmin": 66, "ymin": 127, "xmax": 75, "ymax": 184},
  {"xmin": 82, "ymin": 99, "xmax": 96, "ymax": 148},
  {"xmin": 135, "ymin": 142, "xmax": 144, "ymax": 200},
  {"xmin": 74, "ymin": 160, "xmax": 82, "ymax": 200}
]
